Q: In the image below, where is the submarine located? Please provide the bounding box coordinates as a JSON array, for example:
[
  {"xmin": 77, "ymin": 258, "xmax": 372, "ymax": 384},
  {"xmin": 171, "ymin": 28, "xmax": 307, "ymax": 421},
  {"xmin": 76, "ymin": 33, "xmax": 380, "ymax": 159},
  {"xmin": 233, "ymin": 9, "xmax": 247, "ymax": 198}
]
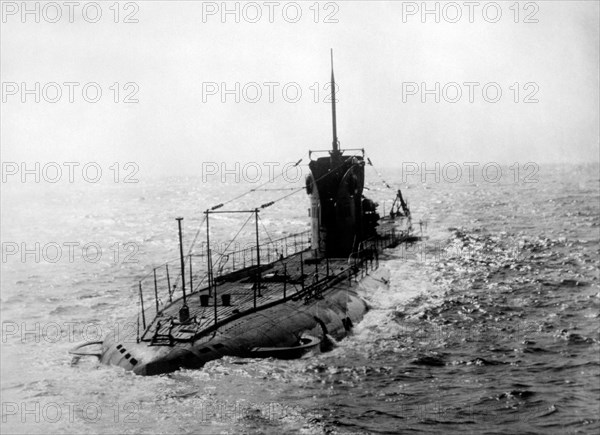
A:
[{"xmin": 70, "ymin": 51, "xmax": 416, "ymax": 375}]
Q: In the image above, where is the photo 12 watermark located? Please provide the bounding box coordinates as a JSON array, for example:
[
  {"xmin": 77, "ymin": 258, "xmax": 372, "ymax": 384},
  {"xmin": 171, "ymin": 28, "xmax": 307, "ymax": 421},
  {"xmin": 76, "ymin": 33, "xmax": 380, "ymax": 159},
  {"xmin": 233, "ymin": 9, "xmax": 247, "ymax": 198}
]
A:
[
  {"xmin": 201, "ymin": 82, "xmax": 338, "ymax": 104},
  {"xmin": 1, "ymin": 1, "xmax": 140, "ymax": 24},
  {"xmin": 2, "ymin": 82, "xmax": 139, "ymax": 103},
  {"xmin": 151, "ymin": 398, "xmax": 303, "ymax": 423},
  {"xmin": 395, "ymin": 320, "xmax": 543, "ymax": 346},
  {"xmin": 400, "ymin": 162, "xmax": 539, "ymax": 184},
  {"xmin": 396, "ymin": 240, "xmax": 525, "ymax": 263},
  {"xmin": 1, "ymin": 162, "xmax": 140, "ymax": 184},
  {"xmin": 201, "ymin": 160, "xmax": 305, "ymax": 183},
  {"xmin": 400, "ymin": 1, "xmax": 539, "ymax": 24},
  {"xmin": 1, "ymin": 320, "xmax": 140, "ymax": 344},
  {"xmin": 395, "ymin": 401, "xmax": 553, "ymax": 423},
  {"xmin": 401, "ymin": 82, "xmax": 539, "ymax": 104},
  {"xmin": 200, "ymin": 1, "xmax": 339, "ymax": 24},
  {"xmin": 1, "ymin": 401, "xmax": 140, "ymax": 424},
  {"xmin": 1, "ymin": 241, "xmax": 139, "ymax": 264}
]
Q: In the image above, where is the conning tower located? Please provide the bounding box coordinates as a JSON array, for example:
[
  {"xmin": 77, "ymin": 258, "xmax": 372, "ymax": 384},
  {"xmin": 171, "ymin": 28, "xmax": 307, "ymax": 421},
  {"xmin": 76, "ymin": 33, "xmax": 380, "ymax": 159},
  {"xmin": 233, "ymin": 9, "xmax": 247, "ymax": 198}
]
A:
[{"xmin": 307, "ymin": 50, "xmax": 379, "ymax": 258}]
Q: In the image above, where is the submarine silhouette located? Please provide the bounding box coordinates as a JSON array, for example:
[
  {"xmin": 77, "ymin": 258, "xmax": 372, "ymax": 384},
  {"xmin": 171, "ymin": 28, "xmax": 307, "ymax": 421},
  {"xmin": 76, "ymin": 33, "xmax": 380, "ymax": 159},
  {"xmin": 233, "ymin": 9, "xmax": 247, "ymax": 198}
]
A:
[{"xmin": 70, "ymin": 51, "xmax": 416, "ymax": 375}]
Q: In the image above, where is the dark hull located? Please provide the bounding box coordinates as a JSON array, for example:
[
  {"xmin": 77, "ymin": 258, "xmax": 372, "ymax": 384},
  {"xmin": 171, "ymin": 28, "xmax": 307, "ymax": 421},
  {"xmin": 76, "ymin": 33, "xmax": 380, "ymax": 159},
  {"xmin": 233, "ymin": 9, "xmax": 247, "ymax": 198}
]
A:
[
  {"xmin": 99, "ymin": 272, "xmax": 389, "ymax": 375},
  {"xmin": 94, "ymin": 213, "xmax": 408, "ymax": 376}
]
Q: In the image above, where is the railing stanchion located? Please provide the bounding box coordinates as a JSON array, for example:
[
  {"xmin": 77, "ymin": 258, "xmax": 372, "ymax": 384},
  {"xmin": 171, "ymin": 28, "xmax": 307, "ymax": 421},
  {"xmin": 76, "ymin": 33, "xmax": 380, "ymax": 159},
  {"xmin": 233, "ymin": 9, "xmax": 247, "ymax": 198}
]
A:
[
  {"xmin": 254, "ymin": 208, "xmax": 261, "ymax": 305},
  {"xmin": 176, "ymin": 217, "xmax": 187, "ymax": 306},
  {"xmin": 300, "ymin": 250, "xmax": 304, "ymax": 292},
  {"xmin": 166, "ymin": 264, "xmax": 172, "ymax": 302},
  {"xmin": 283, "ymin": 263, "xmax": 287, "ymax": 299},
  {"xmin": 189, "ymin": 254, "xmax": 193, "ymax": 294},
  {"xmin": 139, "ymin": 281, "xmax": 146, "ymax": 330},
  {"xmin": 153, "ymin": 268, "xmax": 159, "ymax": 314}
]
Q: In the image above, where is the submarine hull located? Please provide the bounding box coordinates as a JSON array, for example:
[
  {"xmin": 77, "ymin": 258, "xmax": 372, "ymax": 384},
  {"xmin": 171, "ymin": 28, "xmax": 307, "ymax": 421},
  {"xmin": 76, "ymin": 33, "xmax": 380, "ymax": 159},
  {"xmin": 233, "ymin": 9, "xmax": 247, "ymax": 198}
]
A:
[{"xmin": 99, "ymin": 268, "xmax": 388, "ymax": 376}]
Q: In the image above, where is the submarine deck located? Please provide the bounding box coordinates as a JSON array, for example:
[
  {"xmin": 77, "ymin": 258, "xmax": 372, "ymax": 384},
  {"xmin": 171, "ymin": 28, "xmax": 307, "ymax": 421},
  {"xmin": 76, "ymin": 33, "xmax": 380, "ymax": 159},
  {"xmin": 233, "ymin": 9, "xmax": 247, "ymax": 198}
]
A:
[{"xmin": 137, "ymin": 217, "xmax": 409, "ymax": 346}]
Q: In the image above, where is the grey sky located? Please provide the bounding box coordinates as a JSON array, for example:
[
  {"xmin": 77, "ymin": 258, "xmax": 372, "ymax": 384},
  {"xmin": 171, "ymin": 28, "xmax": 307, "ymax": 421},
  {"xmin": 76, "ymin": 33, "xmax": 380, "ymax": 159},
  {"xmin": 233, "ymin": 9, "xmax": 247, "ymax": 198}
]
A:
[{"xmin": 1, "ymin": 1, "xmax": 598, "ymax": 177}]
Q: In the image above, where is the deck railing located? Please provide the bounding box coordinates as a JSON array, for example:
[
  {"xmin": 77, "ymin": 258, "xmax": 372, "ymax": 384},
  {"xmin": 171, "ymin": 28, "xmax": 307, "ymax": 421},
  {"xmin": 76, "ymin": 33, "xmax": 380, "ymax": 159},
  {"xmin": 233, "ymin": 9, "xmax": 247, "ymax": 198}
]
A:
[
  {"xmin": 135, "ymin": 230, "xmax": 312, "ymax": 333},
  {"xmin": 133, "ymin": 225, "xmax": 408, "ymax": 345},
  {"xmin": 134, "ymin": 224, "xmax": 410, "ymax": 341},
  {"xmin": 140, "ymin": 227, "xmax": 408, "ymax": 344}
]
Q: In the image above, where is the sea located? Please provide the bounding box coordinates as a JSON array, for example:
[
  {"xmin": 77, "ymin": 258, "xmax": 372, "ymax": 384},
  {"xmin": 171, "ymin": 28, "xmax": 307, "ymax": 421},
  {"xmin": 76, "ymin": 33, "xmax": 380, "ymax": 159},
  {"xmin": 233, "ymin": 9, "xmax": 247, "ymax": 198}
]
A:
[{"xmin": 1, "ymin": 162, "xmax": 599, "ymax": 434}]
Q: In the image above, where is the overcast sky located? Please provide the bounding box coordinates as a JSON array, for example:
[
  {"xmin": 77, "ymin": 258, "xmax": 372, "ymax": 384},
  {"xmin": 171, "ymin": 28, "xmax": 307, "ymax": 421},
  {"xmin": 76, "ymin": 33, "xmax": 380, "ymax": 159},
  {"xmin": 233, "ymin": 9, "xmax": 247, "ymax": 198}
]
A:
[{"xmin": 1, "ymin": 1, "xmax": 598, "ymax": 177}]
